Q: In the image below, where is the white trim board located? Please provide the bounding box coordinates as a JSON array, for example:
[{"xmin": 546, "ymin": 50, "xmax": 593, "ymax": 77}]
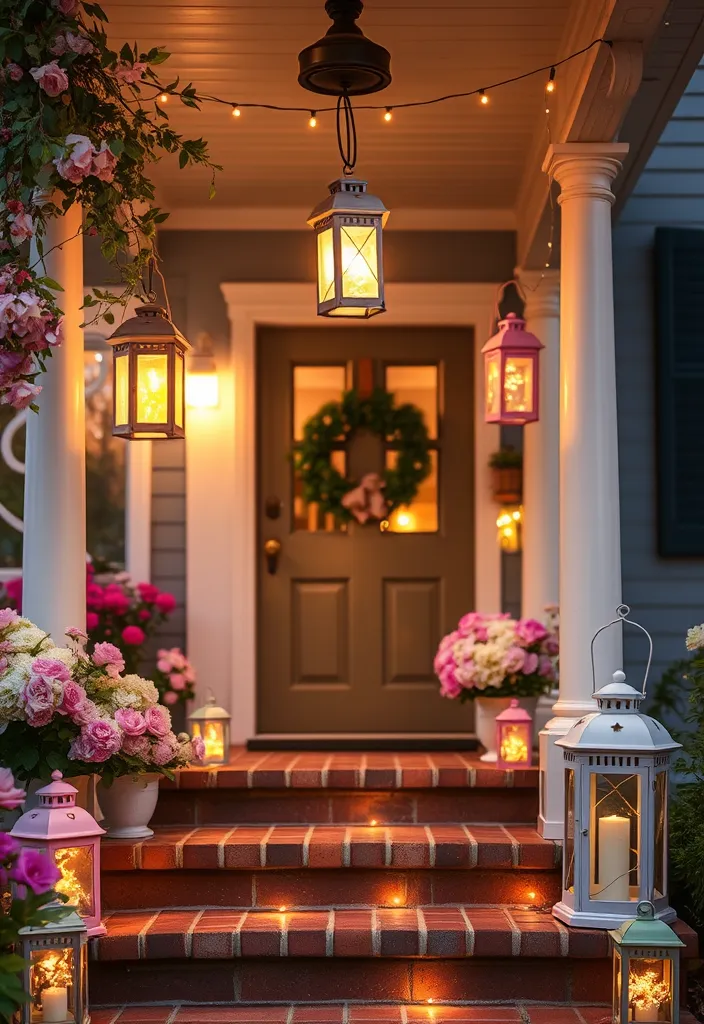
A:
[
  {"xmin": 160, "ymin": 208, "xmax": 517, "ymax": 232},
  {"xmin": 191, "ymin": 282, "xmax": 501, "ymax": 742}
]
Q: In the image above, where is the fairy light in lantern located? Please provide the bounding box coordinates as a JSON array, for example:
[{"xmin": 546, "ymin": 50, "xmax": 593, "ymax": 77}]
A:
[
  {"xmin": 496, "ymin": 507, "xmax": 522, "ymax": 552},
  {"xmin": 232, "ymin": 105, "xmax": 241, "ymax": 118},
  {"xmin": 546, "ymin": 67, "xmax": 556, "ymax": 93},
  {"xmin": 308, "ymin": 111, "xmax": 317, "ymax": 128},
  {"xmin": 384, "ymin": 107, "xmax": 393, "ymax": 122},
  {"xmin": 479, "ymin": 89, "xmax": 489, "ymax": 106}
]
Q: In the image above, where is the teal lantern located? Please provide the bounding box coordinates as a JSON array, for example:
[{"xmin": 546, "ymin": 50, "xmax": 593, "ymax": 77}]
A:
[{"xmin": 609, "ymin": 901, "xmax": 685, "ymax": 1023}]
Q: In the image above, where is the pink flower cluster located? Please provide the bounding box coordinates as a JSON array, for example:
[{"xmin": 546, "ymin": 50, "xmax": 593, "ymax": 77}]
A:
[
  {"xmin": 434, "ymin": 612, "xmax": 559, "ymax": 701},
  {"xmin": 155, "ymin": 647, "xmax": 197, "ymax": 705},
  {"xmin": 29, "ymin": 61, "xmax": 69, "ymax": 97},
  {"xmin": 54, "ymin": 133, "xmax": 118, "ymax": 185},
  {"xmin": 0, "ymin": 261, "xmax": 64, "ymax": 408}
]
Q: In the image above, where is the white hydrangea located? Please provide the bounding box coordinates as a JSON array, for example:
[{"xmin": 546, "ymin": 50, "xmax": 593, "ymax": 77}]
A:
[
  {"xmin": 41, "ymin": 646, "xmax": 76, "ymax": 669},
  {"xmin": 7, "ymin": 620, "xmax": 53, "ymax": 654},
  {"xmin": 0, "ymin": 652, "xmax": 35, "ymax": 723},
  {"xmin": 686, "ymin": 624, "xmax": 704, "ymax": 651}
]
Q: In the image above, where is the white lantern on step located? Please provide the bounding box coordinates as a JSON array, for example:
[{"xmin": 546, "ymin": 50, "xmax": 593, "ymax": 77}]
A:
[{"xmin": 553, "ymin": 606, "xmax": 679, "ymax": 930}]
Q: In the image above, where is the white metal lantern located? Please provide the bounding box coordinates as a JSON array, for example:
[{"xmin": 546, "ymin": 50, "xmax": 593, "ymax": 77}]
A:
[
  {"xmin": 553, "ymin": 607, "xmax": 680, "ymax": 929},
  {"xmin": 610, "ymin": 901, "xmax": 685, "ymax": 1024},
  {"xmin": 20, "ymin": 907, "xmax": 89, "ymax": 1024},
  {"xmin": 308, "ymin": 177, "xmax": 389, "ymax": 318},
  {"xmin": 189, "ymin": 693, "xmax": 231, "ymax": 766}
]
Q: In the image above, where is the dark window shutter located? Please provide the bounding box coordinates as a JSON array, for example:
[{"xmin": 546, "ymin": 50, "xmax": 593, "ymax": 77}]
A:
[{"xmin": 655, "ymin": 227, "xmax": 704, "ymax": 556}]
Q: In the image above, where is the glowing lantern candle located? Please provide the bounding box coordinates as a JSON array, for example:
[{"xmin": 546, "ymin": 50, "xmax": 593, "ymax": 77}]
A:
[
  {"xmin": 20, "ymin": 906, "xmax": 89, "ymax": 1024},
  {"xmin": 12, "ymin": 772, "xmax": 105, "ymax": 937},
  {"xmin": 308, "ymin": 177, "xmax": 389, "ymax": 318},
  {"xmin": 481, "ymin": 312, "xmax": 543, "ymax": 425},
  {"xmin": 107, "ymin": 302, "xmax": 191, "ymax": 439},
  {"xmin": 610, "ymin": 900, "xmax": 685, "ymax": 1023},
  {"xmin": 495, "ymin": 699, "xmax": 533, "ymax": 769},
  {"xmin": 189, "ymin": 693, "xmax": 231, "ymax": 766}
]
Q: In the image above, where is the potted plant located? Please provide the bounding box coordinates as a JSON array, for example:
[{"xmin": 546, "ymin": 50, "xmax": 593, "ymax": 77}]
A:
[
  {"xmin": 489, "ymin": 447, "xmax": 523, "ymax": 504},
  {"xmin": 434, "ymin": 611, "xmax": 559, "ymax": 761}
]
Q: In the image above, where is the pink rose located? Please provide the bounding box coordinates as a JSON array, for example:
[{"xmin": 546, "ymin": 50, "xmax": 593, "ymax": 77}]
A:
[
  {"xmin": 163, "ymin": 691, "xmax": 178, "ymax": 705},
  {"xmin": 6, "ymin": 64, "xmax": 23, "ymax": 82},
  {"xmin": 121, "ymin": 734, "xmax": 150, "ymax": 758},
  {"xmin": 2, "ymin": 381, "xmax": 42, "ymax": 409},
  {"xmin": 0, "ymin": 832, "xmax": 19, "ymax": 858},
  {"xmin": 0, "ymin": 768, "xmax": 25, "ymax": 810},
  {"xmin": 86, "ymin": 583, "xmax": 104, "ymax": 609},
  {"xmin": 58, "ymin": 680, "xmax": 87, "ymax": 717},
  {"xmin": 86, "ymin": 612, "xmax": 99, "ymax": 630},
  {"xmin": 515, "ymin": 618, "xmax": 549, "ymax": 646},
  {"xmin": 50, "ymin": 35, "xmax": 68, "ymax": 56},
  {"xmin": 19, "ymin": 676, "xmax": 57, "ymax": 726},
  {"xmin": 74, "ymin": 719, "xmax": 122, "ymax": 762},
  {"xmin": 539, "ymin": 655, "xmax": 556, "ymax": 680},
  {"xmin": 139, "ymin": 609, "xmax": 151, "ymax": 622},
  {"xmin": 29, "ymin": 62, "xmax": 69, "ymax": 98},
  {"xmin": 191, "ymin": 735, "xmax": 205, "ymax": 761},
  {"xmin": 0, "ymin": 608, "xmax": 18, "ymax": 629},
  {"xmin": 144, "ymin": 703, "xmax": 171, "ymax": 737},
  {"xmin": 32, "ymin": 658, "xmax": 71, "ymax": 683},
  {"xmin": 66, "ymin": 31, "xmax": 93, "ymax": 55},
  {"xmin": 66, "ymin": 626, "xmax": 88, "ymax": 643},
  {"xmin": 91, "ymin": 141, "xmax": 117, "ymax": 182},
  {"xmin": 502, "ymin": 646, "xmax": 526, "ymax": 675},
  {"xmin": 115, "ymin": 61, "xmax": 146, "ymax": 85},
  {"xmin": 542, "ymin": 635, "xmax": 559, "ymax": 657},
  {"xmin": 52, "ymin": 0, "xmax": 79, "ymax": 13},
  {"xmin": 115, "ymin": 707, "xmax": 147, "ymax": 736},
  {"xmin": 5, "ymin": 576, "xmax": 21, "ymax": 610},
  {"xmin": 152, "ymin": 734, "xmax": 178, "ymax": 766},
  {"xmin": 92, "ymin": 641, "xmax": 125, "ymax": 677},
  {"xmin": 457, "ymin": 612, "xmax": 483, "ymax": 637},
  {"xmin": 155, "ymin": 592, "xmax": 176, "ymax": 614},
  {"xmin": 11, "ymin": 848, "xmax": 60, "ymax": 894},
  {"xmin": 137, "ymin": 582, "xmax": 159, "ymax": 603},
  {"xmin": 9, "ymin": 212, "xmax": 34, "ymax": 243},
  {"xmin": 103, "ymin": 590, "xmax": 130, "ymax": 614},
  {"xmin": 72, "ymin": 698, "xmax": 99, "ymax": 726},
  {"xmin": 168, "ymin": 673, "xmax": 185, "ymax": 691},
  {"xmin": 122, "ymin": 625, "xmax": 145, "ymax": 646},
  {"xmin": 523, "ymin": 652, "xmax": 539, "ymax": 675},
  {"xmin": 54, "ymin": 134, "xmax": 93, "ymax": 184}
]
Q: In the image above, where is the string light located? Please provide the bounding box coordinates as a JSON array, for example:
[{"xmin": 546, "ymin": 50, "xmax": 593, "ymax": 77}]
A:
[
  {"xmin": 232, "ymin": 105, "xmax": 241, "ymax": 118},
  {"xmin": 308, "ymin": 110, "xmax": 317, "ymax": 128},
  {"xmin": 369, "ymin": 819, "xmax": 378, "ymax": 826},
  {"xmin": 158, "ymin": 93, "xmax": 168, "ymax": 104},
  {"xmin": 383, "ymin": 107, "xmax": 393, "ymax": 122},
  {"xmin": 479, "ymin": 89, "xmax": 489, "ymax": 106},
  {"xmin": 546, "ymin": 67, "xmax": 556, "ymax": 93}
]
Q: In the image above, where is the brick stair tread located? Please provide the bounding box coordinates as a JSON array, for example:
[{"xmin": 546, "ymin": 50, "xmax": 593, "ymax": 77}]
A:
[
  {"xmin": 165, "ymin": 752, "xmax": 537, "ymax": 793},
  {"xmin": 89, "ymin": 1006, "xmax": 697, "ymax": 1023},
  {"xmin": 97, "ymin": 907, "xmax": 697, "ymax": 961},
  {"xmin": 103, "ymin": 825, "xmax": 558, "ymax": 872}
]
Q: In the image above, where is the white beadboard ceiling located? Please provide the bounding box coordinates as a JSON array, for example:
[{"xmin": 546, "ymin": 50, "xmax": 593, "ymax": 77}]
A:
[{"xmin": 103, "ymin": 0, "xmax": 576, "ymax": 210}]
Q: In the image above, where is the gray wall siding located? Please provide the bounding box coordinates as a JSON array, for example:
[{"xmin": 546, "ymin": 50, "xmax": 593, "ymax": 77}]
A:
[{"xmin": 614, "ymin": 66, "xmax": 704, "ymax": 682}]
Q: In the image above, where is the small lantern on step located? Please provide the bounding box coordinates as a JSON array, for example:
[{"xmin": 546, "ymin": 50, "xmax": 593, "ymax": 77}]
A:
[
  {"xmin": 610, "ymin": 900, "xmax": 685, "ymax": 1023},
  {"xmin": 189, "ymin": 693, "xmax": 231, "ymax": 766},
  {"xmin": 553, "ymin": 606, "xmax": 680, "ymax": 930},
  {"xmin": 308, "ymin": 177, "xmax": 389, "ymax": 318},
  {"xmin": 11, "ymin": 772, "xmax": 105, "ymax": 937},
  {"xmin": 19, "ymin": 906, "xmax": 89, "ymax": 1024},
  {"xmin": 107, "ymin": 302, "xmax": 191, "ymax": 439},
  {"xmin": 495, "ymin": 699, "xmax": 532, "ymax": 769},
  {"xmin": 482, "ymin": 312, "xmax": 543, "ymax": 424}
]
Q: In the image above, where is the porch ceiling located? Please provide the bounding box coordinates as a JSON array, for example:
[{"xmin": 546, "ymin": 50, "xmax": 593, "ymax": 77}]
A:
[{"xmin": 103, "ymin": 0, "xmax": 575, "ymax": 211}]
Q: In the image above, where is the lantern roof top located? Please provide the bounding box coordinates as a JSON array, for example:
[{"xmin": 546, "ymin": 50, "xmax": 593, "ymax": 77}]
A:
[
  {"xmin": 308, "ymin": 177, "xmax": 389, "ymax": 228},
  {"xmin": 556, "ymin": 671, "xmax": 681, "ymax": 754},
  {"xmin": 609, "ymin": 901, "xmax": 686, "ymax": 949},
  {"xmin": 107, "ymin": 302, "xmax": 191, "ymax": 350},
  {"xmin": 19, "ymin": 904, "xmax": 87, "ymax": 939},
  {"xmin": 189, "ymin": 692, "xmax": 231, "ymax": 722},
  {"xmin": 11, "ymin": 771, "xmax": 106, "ymax": 840},
  {"xmin": 495, "ymin": 698, "xmax": 533, "ymax": 723},
  {"xmin": 481, "ymin": 312, "xmax": 544, "ymax": 355}
]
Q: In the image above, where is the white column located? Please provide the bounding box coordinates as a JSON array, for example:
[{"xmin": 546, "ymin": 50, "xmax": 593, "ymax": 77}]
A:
[
  {"xmin": 538, "ymin": 143, "xmax": 627, "ymax": 839},
  {"xmin": 24, "ymin": 204, "xmax": 86, "ymax": 638},
  {"xmin": 517, "ymin": 268, "xmax": 560, "ymax": 740}
]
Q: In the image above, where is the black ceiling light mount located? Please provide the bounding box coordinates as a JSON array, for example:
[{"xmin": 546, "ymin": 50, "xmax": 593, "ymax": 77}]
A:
[{"xmin": 298, "ymin": 0, "xmax": 391, "ymax": 97}]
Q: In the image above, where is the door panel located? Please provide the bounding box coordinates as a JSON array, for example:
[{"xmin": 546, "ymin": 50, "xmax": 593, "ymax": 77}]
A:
[{"xmin": 257, "ymin": 327, "xmax": 474, "ymax": 734}]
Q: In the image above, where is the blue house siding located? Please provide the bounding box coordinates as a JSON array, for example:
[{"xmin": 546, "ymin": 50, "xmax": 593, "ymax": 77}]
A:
[{"xmin": 614, "ymin": 65, "xmax": 704, "ymax": 681}]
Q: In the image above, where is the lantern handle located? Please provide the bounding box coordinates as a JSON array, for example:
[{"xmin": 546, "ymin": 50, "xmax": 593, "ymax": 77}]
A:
[{"xmin": 590, "ymin": 604, "xmax": 653, "ymax": 697}]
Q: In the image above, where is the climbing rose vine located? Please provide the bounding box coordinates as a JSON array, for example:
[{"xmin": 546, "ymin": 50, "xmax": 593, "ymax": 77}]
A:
[{"xmin": 0, "ymin": 0, "xmax": 218, "ymax": 409}]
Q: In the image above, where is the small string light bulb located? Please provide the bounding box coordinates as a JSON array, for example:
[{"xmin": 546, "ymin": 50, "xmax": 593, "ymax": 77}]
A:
[
  {"xmin": 159, "ymin": 93, "xmax": 169, "ymax": 104},
  {"xmin": 232, "ymin": 105, "xmax": 241, "ymax": 118},
  {"xmin": 383, "ymin": 107, "xmax": 393, "ymax": 122},
  {"xmin": 278, "ymin": 905, "xmax": 287, "ymax": 912},
  {"xmin": 308, "ymin": 111, "xmax": 317, "ymax": 128},
  {"xmin": 479, "ymin": 89, "xmax": 489, "ymax": 106},
  {"xmin": 369, "ymin": 818, "xmax": 378, "ymax": 827},
  {"xmin": 546, "ymin": 67, "xmax": 556, "ymax": 93}
]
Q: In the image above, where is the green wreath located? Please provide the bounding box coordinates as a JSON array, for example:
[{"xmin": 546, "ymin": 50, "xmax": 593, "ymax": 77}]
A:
[{"xmin": 292, "ymin": 388, "xmax": 431, "ymax": 524}]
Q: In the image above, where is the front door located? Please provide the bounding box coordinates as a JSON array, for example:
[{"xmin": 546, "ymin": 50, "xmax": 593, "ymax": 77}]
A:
[{"xmin": 257, "ymin": 327, "xmax": 474, "ymax": 734}]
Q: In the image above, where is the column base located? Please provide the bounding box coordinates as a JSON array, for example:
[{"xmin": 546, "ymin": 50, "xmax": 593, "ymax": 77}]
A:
[{"xmin": 538, "ymin": 711, "xmax": 591, "ymax": 840}]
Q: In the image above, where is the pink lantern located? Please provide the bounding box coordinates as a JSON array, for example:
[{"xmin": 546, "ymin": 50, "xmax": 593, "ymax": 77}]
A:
[
  {"xmin": 495, "ymin": 699, "xmax": 533, "ymax": 769},
  {"xmin": 481, "ymin": 312, "xmax": 543, "ymax": 424},
  {"xmin": 12, "ymin": 771, "xmax": 106, "ymax": 937}
]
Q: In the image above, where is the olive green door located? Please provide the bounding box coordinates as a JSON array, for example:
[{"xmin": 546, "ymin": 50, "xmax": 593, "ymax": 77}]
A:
[{"xmin": 257, "ymin": 327, "xmax": 474, "ymax": 734}]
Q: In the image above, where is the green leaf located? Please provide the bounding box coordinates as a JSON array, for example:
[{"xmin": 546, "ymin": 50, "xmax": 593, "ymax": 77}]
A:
[
  {"xmin": 104, "ymin": 312, "xmax": 115, "ymax": 324},
  {"xmin": 178, "ymin": 149, "xmax": 189, "ymax": 169},
  {"xmin": 150, "ymin": 51, "xmax": 171, "ymax": 65},
  {"xmin": 108, "ymin": 138, "xmax": 125, "ymax": 156},
  {"xmin": 36, "ymin": 277, "xmax": 64, "ymax": 293}
]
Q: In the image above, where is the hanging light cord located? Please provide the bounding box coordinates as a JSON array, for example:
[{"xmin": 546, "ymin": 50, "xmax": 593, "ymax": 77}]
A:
[
  {"xmin": 144, "ymin": 38, "xmax": 611, "ymax": 116},
  {"xmin": 336, "ymin": 92, "xmax": 358, "ymax": 174}
]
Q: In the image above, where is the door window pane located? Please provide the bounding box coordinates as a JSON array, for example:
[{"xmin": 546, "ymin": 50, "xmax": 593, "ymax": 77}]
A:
[
  {"xmin": 293, "ymin": 366, "xmax": 347, "ymax": 532},
  {"xmin": 385, "ymin": 365, "xmax": 438, "ymax": 439},
  {"xmin": 294, "ymin": 449, "xmax": 347, "ymax": 532},
  {"xmin": 590, "ymin": 773, "xmax": 640, "ymax": 901},
  {"xmin": 385, "ymin": 450, "xmax": 438, "ymax": 533}
]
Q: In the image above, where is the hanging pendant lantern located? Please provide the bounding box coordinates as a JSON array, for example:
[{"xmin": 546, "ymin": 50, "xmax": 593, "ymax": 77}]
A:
[
  {"xmin": 107, "ymin": 302, "xmax": 190, "ymax": 439},
  {"xmin": 482, "ymin": 312, "xmax": 543, "ymax": 425},
  {"xmin": 308, "ymin": 177, "xmax": 388, "ymax": 318}
]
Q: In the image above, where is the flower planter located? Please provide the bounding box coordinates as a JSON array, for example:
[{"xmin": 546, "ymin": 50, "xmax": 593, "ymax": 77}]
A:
[
  {"xmin": 474, "ymin": 696, "xmax": 538, "ymax": 762},
  {"xmin": 97, "ymin": 773, "xmax": 160, "ymax": 839},
  {"xmin": 490, "ymin": 466, "xmax": 522, "ymax": 504}
]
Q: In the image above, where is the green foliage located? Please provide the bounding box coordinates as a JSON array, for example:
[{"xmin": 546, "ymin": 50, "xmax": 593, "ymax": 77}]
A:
[
  {"xmin": 489, "ymin": 446, "xmax": 523, "ymax": 470},
  {"xmin": 292, "ymin": 388, "xmax": 431, "ymax": 524}
]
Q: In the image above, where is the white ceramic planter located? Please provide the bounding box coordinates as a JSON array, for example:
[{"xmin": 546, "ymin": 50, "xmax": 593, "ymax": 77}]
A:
[
  {"xmin": 97, "ymin": 773, "xmax": 160, "ymax": 839},
  {"xmin": 474, "ymin": 696, "xmax": 539, "ymax": 762}
]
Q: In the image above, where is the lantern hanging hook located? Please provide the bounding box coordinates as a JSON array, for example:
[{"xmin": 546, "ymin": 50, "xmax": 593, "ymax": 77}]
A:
[
  {"xmin": 590, "ymin": 604, "xmax": 653, "ymax": 698},
  {"xmin": 336, "ymin": 91, "xmax": 358, "ymax": 175},
  {"xmin": 143, "ymin": 256, "xmax": 158, "ymax": 304}
]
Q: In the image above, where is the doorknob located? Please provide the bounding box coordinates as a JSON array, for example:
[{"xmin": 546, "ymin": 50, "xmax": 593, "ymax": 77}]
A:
[{"xmin": 264, "ymin": 538, "xmax": 282, "ymax": 575}]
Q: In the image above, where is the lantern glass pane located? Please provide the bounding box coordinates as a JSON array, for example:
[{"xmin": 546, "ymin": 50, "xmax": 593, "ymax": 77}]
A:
[
  {"xmin": 486, "ymin": 353, "xmax": 501, "ymax": 417},
  {"xmin": 54, "ymin": 846, "xmax": 94, "ymax": 918},
  {"xmin": 613, "ymin": 948, "xmax": 622, "ymax": 1021},
  {"xmin": 136, "ymin": 352, "xmax": 169, "ymax": 423},
  {"xmin": 564, "ymin": 767, "xmax": 575, "ymax": 892},
  {"xmin": 340, "ymin": 225, "xmax": 379, "ymax": 299},
  {"xmin": 499, "ymin": 723, "xmax": 530, "ymax": 764},
  {"xmin": 503, "ymin": 356, "xmax": 534, "ymax": 415},
  {"xmin": 628, "ymin": 958, "xmax": 672, "ymax": 1022},
  {"xmin": 317, "ymin": 228, "xmax": 335, "ymax": 305},
  {"xmin": 590, "ymin": 773, "xmax": 640, "ymax": 901},
  {"xmin": 192, "ymin": 720, "xmax": 225, "ymax": 763},
  {"xmin": 655, "ymin": 771, "xmax": 667, "ymax": 898},
  {"xmin": 175, "ymin": 351, "xmax": 184, "ymax": 428},
  {"xmin": 30, "ymin": 947, "xmax": 75, "ymax": 1023},
  {"xmin": 114, "ymin": 354, "xmax": 129, "ymax": 426}
]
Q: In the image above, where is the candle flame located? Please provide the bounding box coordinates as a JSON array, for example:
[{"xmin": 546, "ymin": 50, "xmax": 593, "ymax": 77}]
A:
[
  {"xmin": 203, "ymin": 721, "xmax": 224, "ymax": 760},
  {"xmin": 628, "ymin": 967, "xmax": 670, "ymax": 1010}
]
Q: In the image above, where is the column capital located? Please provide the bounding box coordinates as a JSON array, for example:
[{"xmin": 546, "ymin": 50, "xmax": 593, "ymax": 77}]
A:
[
  {"xmin": 543, "ymin": 142, "xmax": 629, "ymax": 205},
  {"xmin": 515, "ymin": 268, "xmax": 560, "ymax": 320}
]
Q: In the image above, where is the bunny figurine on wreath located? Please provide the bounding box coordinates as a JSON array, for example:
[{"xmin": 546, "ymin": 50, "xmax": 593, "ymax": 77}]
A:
[{"xmin": 292, "ymin": 387, "xmax": 431, "ymax": 528}]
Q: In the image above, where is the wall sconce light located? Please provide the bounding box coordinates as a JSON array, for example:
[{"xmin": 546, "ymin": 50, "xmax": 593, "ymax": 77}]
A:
[{"xmin": 186, "ymin": 333, "xmax": 219, "ymax": 409}]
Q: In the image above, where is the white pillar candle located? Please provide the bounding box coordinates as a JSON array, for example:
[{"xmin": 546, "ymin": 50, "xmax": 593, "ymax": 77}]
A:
[
  {"xmin": 42, "ymin": 986, "xmax": 68, "ymax": 1023},
  {"xmin": 634, "ymin": 1005, "xmax": 658, "ymax": 1022},
  {"xmin": 598, "ymin": 814, "xmax": 631, "ymax": 901}
]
